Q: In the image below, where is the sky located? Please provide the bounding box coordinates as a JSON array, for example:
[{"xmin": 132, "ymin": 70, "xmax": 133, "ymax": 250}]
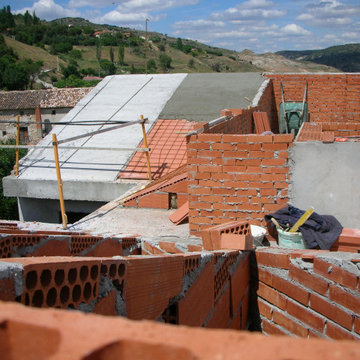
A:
[{"xmin": 4, "ymin": 0, "xmax": 360, "ymax": 53}]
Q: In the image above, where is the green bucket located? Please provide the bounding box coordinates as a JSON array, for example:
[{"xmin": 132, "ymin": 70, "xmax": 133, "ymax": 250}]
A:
[{"xmin": 277, "ymin": 228, "xmax": 307, "ymax": 249}]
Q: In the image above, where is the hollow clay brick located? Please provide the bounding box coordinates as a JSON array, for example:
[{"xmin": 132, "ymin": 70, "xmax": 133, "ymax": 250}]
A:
[
  {"xmin": 178, "ymin": 259, "xmax": 214, "ymax": 327},
  {"xmin": 125, "ymin": 255, "xmax": 183, "ymax": 320},
  {"xmin": 206, "ymin": 284, "xmax": 230, "ymax": 329}
]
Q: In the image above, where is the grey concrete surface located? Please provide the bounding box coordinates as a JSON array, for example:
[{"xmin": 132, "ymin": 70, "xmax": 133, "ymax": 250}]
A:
[
  {"xmin": 159, "ymin": 73, "xmax": 264, "ymax": 122},
  {"xmin": 289, "ymin": 142, "xmax": 360, "ymax": 228},
  {"xmin": 17, "ymin": 197, "xmax": 107, "ymax": 223}
]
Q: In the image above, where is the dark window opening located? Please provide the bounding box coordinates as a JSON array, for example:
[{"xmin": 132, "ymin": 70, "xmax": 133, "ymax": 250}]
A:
[
  {"xmin": 51, "ymin": 110, "xmax": 56, "ymax": 115},
  {"xmin": 19, "ymin": 127, "xmax": 29, "ymax": 143},
  {"xmin": 19, "ymin": 111, "xmax": 24, "ymax": 116},
  {"xmin": 169, "ymin": 193, "xmax": 177, "ymax": 209},
  {"xmin": 59, "ymin": 211, "xmax": 90, "ymax": 224},
  {"xmin": 2, "ymin": 131, "xmax": 6, "ymax": 136}
]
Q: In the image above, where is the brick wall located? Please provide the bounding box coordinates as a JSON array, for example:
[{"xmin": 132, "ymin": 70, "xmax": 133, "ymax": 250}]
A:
[
  {"xmin": 267, "ymin": 74, "xmax": 360, "ymax": 123},
  {"xmin": 0, "ymin": 250, "xmax": 251, "ymax": 330},
  {"xmin": 206, "ymin": 79, "xmax": 277, "ymax": 134},
  {"xmin": 187, "ymin": 133, "xmax": 293, "ymax": 235},
  {"xmin": 254, "ymin": 247, "xmax": 360, "ymax": 340}
]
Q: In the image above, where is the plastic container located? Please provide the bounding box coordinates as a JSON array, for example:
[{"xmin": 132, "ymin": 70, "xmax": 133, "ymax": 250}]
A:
[
  {"xmin": 277, "ymin": 228, "xmax": 307, "ymax": 249},
  {"xmin": 250, "ymin": 225, "xmax": 266, "ymax": 246}
]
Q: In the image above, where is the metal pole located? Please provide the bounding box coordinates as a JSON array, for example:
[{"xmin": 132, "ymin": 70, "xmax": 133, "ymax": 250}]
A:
[
  {"xmin": 52, "ymin": 134, "xmax": 67, "ymax": 229},
  {"xmin": 140, "ymin": 115, "xmax": 152, "ymax": 181},
  {"xmin": 15, "ymin": 115, "xmax": 20, "ymax": 176}
]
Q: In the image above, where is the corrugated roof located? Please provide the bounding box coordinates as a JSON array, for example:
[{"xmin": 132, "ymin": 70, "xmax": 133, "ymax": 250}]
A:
[{"xmin": 0, "ymin": 88, "xmax": 92, "ymax": 110}]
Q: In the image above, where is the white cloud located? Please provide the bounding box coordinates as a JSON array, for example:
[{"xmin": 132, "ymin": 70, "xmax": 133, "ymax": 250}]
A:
[
  {"xmin": 15, "ymin": 0, "xmax": 81, "ymax": 20},
  {"xmin": 297, "ymin": 0, "xmax": 360, "ymax": 27},
  {"xmin": 281, "ymin": 24, "xmax": 311, "ymax": 36},
  {"xmin": 172, "ymin": 19, "xmax": 225, "ymax": 29}
]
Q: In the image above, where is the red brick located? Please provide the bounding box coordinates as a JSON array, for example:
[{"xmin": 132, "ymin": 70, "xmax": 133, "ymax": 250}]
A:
[
  {"xmin": 230, "ymin": 255, "xmax": 250, "ymax": 314},
  {"xmin": 289, "ymin": 263, "xmax": 329, "ymax": 295},
  {"xmin": 273, "ymin": 134, "xmax": 294, "ymax": 143},
  {"xmin": 329, "ymin": 284, "xmax": 360, "ymax": 314},
  {"xmin": 257, "ymin": 282, "xmax": 287, "ymax": 310},
  {"xmin": 258, "ymin": 298, "xmax": 273, "ymax": 320},
  {"xmin": 207, "ymin": 284, "xmax": 230, "ymax": 329},
  {"xmin": 138, "ymin": 193, "xmax": 169, "ymax": 209},
  {"xmin": 178, "ymin": 260, "xmax": 214, "ymax": 327},
  {"xmin": 241, "ymin": 290, "xmax": 250, "ymax": 329},
  {"xmin": 261, "ymin": 318, "xmax": 287, "ymax": 336},
  {"xmin": 326, "ymin": 322, "xmax": 358, "ymax": 340},
  {"xmin": 354, "ymin": 316, "xmax": 360, "ymax": 335},
  {"xmin": 272, "ymin": 275, "xmax": 309, "ymax": 305},
  {"xmin": 256, "ymin": 250, "xmax": 290, "ymax": 269},
  {"xmin": 272, "ymin": 310, "xmax": 309, "ymax": 337},
  {"xmin": 310, "ymin": 293, "xmax": 353, "ymax": 330},
  {"xmin": 93, "ymin": 290, "xmax": 117, "ymax": 316},
  {"xmin": 287, "ymin": 300, "xmax": 325, "ymax": 333},
  {"xmin": 257, "ymin": 267, "xmax": 273, "ymax": 286},
  {"xmin": 313, "ymin": 258, "xmax": 358, "ymax": 290}
]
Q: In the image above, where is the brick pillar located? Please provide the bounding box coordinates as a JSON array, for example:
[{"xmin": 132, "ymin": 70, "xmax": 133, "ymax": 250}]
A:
[{"xmin": 35, "ymin": 106, "xmax": 42, "ymax": 130}]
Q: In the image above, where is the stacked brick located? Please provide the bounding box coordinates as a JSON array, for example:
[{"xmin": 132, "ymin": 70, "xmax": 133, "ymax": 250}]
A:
[
  {"xmin": 268, "ymin": 74, "xmax": 360, "ymax": 123},
  {"xmin": 123, "ymin": 167, "xmax": 188, "ymax": 209},
  {"xmin": 0, "ymin": 229, "xmax": 140, "ymax": 258},
  {"xmin": 0, "ymin": 250, "xmax": 251, "ymax": 330},
  {"xmin": 255, "ymin": 247, "xmax": 360, "ymax": 340},
  {"xmin": 187, "ymin": 133, "xmax": 293, "ymax": 235}
]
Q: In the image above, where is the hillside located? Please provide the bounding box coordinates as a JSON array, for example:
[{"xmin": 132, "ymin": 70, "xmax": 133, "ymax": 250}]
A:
[
  {"xmin": 238, "ymin": 49, "xmax": 339, "ymax": 73},
  {"xmin": 277, "ymin": 43, "xmax": 360, "ymax": 72},
  {"xmin": 0, "ymin": 12, "xmax": 345, "ymax": 90}
]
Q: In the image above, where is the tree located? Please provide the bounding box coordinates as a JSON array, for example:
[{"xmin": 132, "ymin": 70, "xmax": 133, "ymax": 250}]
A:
[
  {"xmin": 60, "ymin": 60, "xmax": 80, "ymax": 79},
  {"xmin": 147, "ymin": 59, "xmax": 157, "ymax": 72},
  {"xmin": 100, "ymin": 59, "xmax": 116, "ymax": 75},
  {"xmin": 96, "ymin": 38, "xmax": 101, "ymax": 63},
  {"xmin": 110, "ymin": 47, "xmax": 114, "ymax": 63},
  {"xmin": 22, "ymin": 58, "xmax": 43, "ymax": 89},
  {"xmin": 118, "ymin": 44, "xmax": 125, "ymax": 65},
  {"xmin": 188, "ymin": 58, "xmax": 195, "ymax": 69},
  {"xmin": 176, "ymin": 37, "xmax": 183, "ymax": 51},
  {"xmin": 159, "ymin": 53, "xmax": 172, "ymax": 70},
  {"xmin": 1, "ymin": 62, "xmax": 29, "ymax": 90},
  {"xmin": 0, "ymin": 139, "xmax": 27, "ymax": 220}
]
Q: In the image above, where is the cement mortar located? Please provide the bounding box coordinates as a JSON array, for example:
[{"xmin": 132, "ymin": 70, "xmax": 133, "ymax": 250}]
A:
[{"xmin": 0, "ymin": 261, "xmax": 24, "ymax": 297}]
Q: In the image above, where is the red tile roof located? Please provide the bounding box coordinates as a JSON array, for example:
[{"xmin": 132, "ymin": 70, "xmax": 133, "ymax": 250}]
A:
[
  {"xmin": 0, "ymin": 88, "xmax": 92, "ymax": 110},
  {"xmin": 119, "ymin": 119, "xmax": 194, "ymax": 180}
]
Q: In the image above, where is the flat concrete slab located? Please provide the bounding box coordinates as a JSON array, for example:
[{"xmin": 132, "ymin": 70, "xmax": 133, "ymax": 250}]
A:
[
  {"xmin": 159, "ymin": 72, "xmax": 264, "ymax": 122},
  {"xmin": 71, "ymin": 205, "xmax": 195, "ymax": 242}
]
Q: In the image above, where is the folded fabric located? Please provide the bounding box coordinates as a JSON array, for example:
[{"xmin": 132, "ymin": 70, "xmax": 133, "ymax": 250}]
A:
[{"xmin": 265, "ymin": 205, "xmax": 342, "ymax": 250}]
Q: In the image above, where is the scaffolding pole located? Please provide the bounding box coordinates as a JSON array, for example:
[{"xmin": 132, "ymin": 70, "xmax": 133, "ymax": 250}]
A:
[
  {"xmin": 52, "ymin": 134, "xmax": 67, "ymax": 229},
  {"xmin": 140, "ymin": 115, "xmax": 152, "ymax": 181},
  {"xmin": 15, "ymin": 116, "xmax": 20, "ymax": 176}
]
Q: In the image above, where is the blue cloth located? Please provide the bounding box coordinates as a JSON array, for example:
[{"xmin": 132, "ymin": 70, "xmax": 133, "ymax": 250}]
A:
[{"xmin": 265, "ymin": 205, "xmax": 342, "ymax": 250}]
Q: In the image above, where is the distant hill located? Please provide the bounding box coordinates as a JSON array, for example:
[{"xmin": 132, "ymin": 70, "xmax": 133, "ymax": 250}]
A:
[
  {"xmin": 277, "ymin": 43, "xmax": 360, "ymax": 72},
  {"xmin": 1, "ymin": 12, "xmax": 345, "ymax": 90}
]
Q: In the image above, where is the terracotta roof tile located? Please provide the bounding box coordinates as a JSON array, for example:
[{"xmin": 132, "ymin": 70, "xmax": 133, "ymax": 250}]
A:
[
  {"xmin": 296, "ymin": 122, "xmax": 323, "ymax": 142},
  {"xmin": 119, "ymin": 119, "xmax": 194, "ymax": 180},
  {"xmin": 0, "ymin": 88, "xmax": 92, "ymax": 110}
]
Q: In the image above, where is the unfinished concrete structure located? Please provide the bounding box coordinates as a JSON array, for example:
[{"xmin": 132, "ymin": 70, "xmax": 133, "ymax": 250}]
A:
[
  {"xmin": 3, "ymin": 73, "xmax": 264, "ymax": 223},
  {"xmin": 0, "ymin": 72, "xmax": 359, "ymax": 359}
]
